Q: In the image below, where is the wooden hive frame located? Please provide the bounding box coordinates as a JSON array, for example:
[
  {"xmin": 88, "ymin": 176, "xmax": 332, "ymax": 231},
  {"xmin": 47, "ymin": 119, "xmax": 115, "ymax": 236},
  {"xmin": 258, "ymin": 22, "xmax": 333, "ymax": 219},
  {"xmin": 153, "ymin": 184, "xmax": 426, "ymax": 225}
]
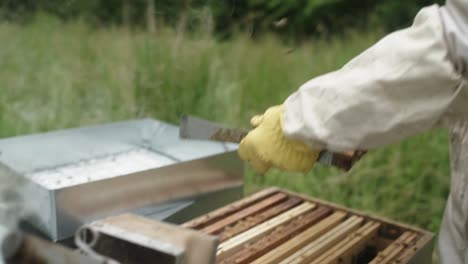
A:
[{"xmin": 183, "ymin": 187, "xmax": 434, "ymax": 264}]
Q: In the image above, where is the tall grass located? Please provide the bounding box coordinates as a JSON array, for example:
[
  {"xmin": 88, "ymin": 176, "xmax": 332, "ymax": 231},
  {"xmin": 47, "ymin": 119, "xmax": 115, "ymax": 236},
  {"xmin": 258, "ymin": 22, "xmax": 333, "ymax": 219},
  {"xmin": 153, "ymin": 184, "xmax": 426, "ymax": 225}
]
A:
[{"xmin": 0, "ymin": 14, "xmax": 450, "ymax": 244}]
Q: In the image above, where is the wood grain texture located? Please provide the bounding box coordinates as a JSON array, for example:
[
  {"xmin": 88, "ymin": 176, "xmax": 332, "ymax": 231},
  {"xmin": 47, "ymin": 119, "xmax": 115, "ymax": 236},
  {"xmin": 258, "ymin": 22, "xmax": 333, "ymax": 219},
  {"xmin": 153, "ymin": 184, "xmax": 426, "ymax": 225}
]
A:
[
  {"xmin": 183, "ymin": 188, "xmax": 431, "ymax": 264},
  {"xmin": 251, "ymin": 211, "xmax": 347, "ymax": 264},
  {"xmin": 219, "ymin": 206, "xmax": 332, "ymax": 264},
  {"xmin": 280, "ymin": 215, "xmax": 364, "ymax": 264},
  {"xmin": 219, "ymin": 197, "xmax": 303, "ymax": 242},
  {"xmin": 216, "ymin": 202, "xmax": 316, "ymax": 261},
  {"xmin": 390, "ymin": 232, "xmax": 430, "ymax": 263},
  {"xmin": 182, "ymin": 188, "xmax": 279, "ymax": 229},
  {"xmin": 310, "ymin": 221, "xmax": 380, "ymax": 264},
  {"xmin": 200, "ymin": 192, "xmax": 288, "ymax": 234},
  {"xmin": 369, "ymin": 231, "xmax": 418, "ymax": 264}
]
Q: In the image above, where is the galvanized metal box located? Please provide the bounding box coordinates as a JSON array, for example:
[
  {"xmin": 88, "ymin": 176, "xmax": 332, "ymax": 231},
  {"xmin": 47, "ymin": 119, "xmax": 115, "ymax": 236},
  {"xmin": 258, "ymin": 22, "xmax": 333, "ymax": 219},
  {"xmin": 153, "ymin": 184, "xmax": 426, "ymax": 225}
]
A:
[{"xmin": 0, "ymin": 119, "xmax": 243, "ymax": 241}]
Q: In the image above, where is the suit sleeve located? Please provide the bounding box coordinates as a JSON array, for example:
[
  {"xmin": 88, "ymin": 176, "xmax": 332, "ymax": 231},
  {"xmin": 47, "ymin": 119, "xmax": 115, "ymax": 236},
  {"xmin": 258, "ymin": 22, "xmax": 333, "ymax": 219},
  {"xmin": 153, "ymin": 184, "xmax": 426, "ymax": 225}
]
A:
[
  {"xmin": 440, "ymin": 0, "xmax": 468, "ymax": 77},
  {"xmin": 282, "ymin": 5, "xmax": 467, "ymax": 152}
]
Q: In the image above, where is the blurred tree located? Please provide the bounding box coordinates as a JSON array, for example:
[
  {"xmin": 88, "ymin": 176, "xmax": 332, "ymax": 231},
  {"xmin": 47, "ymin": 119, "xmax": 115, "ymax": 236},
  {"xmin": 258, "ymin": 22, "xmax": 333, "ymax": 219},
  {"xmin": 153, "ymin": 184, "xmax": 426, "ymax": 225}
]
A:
[
  {"xmin": 146, "ymin": 0, "xmax": 156, "ymax": 33},
  {"xmin": 240, "ymin": 0, "xmax": 444, "ymax": 39},
  {"xmin": 0, "ymin": 0, "xmax": 446, "ymax": 38},
  {"xmin": 122, "ymin": 0, "xmax": 130, "ymax": 28},
  {"xmin": 374, "ymin": 0, "xmax": 444, "ymax": 31}
]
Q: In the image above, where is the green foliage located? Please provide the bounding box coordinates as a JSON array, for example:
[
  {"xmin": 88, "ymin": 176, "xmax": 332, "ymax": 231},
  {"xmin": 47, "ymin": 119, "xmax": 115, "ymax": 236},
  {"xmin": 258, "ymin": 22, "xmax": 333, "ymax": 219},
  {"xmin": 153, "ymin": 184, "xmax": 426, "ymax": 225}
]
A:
[
  {"xmin": 241, "ymin": 0, "xmax": 446, "ymax": 38},
  {"xmin": 244, "ymin": 0, "xmax": 376, "ymax": 38},
  {"xmin": 373, "ymin": 0, "xmax": 444, "ymax": 31},
  {"xmin": 0, "ymin": 0, "xmax": 447, "ymax": 38}
]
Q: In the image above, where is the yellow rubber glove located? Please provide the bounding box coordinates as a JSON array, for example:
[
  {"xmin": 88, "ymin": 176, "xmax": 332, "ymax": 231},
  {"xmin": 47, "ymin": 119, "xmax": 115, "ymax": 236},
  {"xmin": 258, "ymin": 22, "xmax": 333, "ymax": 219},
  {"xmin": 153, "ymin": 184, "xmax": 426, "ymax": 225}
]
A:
[{"xmin": 238, "ymin": 105, "xmax": 320, "ymax": 174}]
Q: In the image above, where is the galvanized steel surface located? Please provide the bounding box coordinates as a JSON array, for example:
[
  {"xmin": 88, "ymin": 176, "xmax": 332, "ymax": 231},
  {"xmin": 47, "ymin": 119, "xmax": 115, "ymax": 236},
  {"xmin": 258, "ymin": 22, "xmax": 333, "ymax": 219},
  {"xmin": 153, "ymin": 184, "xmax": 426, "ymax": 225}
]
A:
[{"xmin": 0, "ymin": 119, "xmax": 243, "ymax": 241}]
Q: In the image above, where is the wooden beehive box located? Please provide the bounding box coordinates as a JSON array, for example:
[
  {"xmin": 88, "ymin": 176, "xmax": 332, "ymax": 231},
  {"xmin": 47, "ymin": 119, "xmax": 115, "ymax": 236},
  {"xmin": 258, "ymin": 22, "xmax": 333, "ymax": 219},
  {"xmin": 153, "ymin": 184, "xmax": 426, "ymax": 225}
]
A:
[{"xmin": 183, "ymin": 187, "xmax": 433, "ymax": 264}]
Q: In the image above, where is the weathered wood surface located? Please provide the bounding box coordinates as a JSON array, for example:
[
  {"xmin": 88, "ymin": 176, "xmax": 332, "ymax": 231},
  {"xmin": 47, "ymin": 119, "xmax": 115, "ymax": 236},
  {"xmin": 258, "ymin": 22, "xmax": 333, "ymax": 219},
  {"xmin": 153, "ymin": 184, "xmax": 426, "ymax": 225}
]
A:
[
  {"xmin": 280, "ymin": 215, "xmax": 364, "ymax": 264},
  {"xmin": 251, "ymin": 211, "xmax": 347, "ymax": 264},
  {"xmin": 216, "ymin": 202, "xmax": 316, "ymax": 261},
  {"xmin": 89, "ymin": 214, "xmax": 218, "ymax": 264},
  {"xmin": 219, "ymin": 197, "xmax": 302, "ymax": 242},
  {"xmin": 390, "ymin": 232, "xmax": 429, "ymax": 263},
  {"xmin": 310, "ymin": 221, "xmax": 380, "ymax": 264},
  {"xmin": 201, "ymin": 192, "xmax": 288, "ymax": 235},
  {"xmin": 183, "ymin": 188, "xmax": 431, "ymax": 264},
  {"xmin": 219, "ymin": 206, "xmax": 332, "ymax": 264},
  {"xmin": 182, "ymin": 188, "xmax": 279, "ymax": 230},
  {"xmin": 369, "ymin": 231, "xmax": 418, "ymax": 264}
]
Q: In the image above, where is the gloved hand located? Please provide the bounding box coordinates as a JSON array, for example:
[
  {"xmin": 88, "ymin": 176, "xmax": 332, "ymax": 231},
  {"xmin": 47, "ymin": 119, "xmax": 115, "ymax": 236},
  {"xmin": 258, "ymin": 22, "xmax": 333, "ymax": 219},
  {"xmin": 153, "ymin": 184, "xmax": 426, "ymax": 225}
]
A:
[{"xmin": 238, "ymin": 105, "xmax": 320, "ymax": 174}]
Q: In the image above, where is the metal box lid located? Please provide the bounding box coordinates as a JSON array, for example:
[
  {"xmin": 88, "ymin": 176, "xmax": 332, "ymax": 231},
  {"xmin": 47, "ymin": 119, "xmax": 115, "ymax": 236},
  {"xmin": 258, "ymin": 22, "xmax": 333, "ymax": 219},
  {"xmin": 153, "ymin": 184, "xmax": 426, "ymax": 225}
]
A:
[{"xmin": 0, "ymin": 119, "xmax": 243, "ymax": 241}]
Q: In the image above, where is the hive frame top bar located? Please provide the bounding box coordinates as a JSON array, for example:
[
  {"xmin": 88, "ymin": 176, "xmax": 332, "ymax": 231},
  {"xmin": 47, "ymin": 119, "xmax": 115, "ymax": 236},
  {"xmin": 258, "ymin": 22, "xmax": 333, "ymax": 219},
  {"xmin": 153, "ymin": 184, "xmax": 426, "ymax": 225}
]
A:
[
  {"xmin": 184, "ymin": 187, "xmax": 434, "ymax": 264},
  {"xmin": 271, "ymin": 188, "xmax": 434, "ymax": 264},
  {"xmin": 0, "ymin": 118, "xmax": 237, "ymax": 189}
]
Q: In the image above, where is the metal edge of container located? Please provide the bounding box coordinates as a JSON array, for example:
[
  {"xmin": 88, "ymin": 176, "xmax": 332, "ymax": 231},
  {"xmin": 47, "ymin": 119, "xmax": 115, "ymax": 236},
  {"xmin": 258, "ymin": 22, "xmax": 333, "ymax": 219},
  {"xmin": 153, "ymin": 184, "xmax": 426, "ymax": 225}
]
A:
[
  {"xmin": 161, "ymin": 183, "xmax": 244, "ymax": 225},
  {"xmin": 264, "ymin": 187, "xmax": 434, "ymax": 263},
  {"xmin": 20, "ymin": 179, "xmax": 57, "ymax": 239},
  {"xmin": 0, "ymin": 162, "xmax": 58, "ymax": 240},
  {"xmin": 41, "ymin": 151, "xmax": 243, "ymax": 241}
]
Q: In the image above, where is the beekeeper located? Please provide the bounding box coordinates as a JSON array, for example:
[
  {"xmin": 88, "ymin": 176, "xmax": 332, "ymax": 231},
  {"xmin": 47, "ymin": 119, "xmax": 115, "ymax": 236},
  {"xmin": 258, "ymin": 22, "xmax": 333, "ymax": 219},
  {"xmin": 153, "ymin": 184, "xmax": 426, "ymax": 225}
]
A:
[{"xmin": 238, "ymin": 1, "xmax": 468, "ymax": 263}]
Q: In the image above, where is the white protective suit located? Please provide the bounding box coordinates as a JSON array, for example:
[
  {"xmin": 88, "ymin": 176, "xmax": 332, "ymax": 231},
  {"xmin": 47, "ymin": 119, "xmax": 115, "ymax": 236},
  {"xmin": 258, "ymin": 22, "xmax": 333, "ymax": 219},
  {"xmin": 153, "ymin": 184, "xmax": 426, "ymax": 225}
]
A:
[{"xmin": 282, "ymin": 1, "xmax": 468, "ymax": 263}]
